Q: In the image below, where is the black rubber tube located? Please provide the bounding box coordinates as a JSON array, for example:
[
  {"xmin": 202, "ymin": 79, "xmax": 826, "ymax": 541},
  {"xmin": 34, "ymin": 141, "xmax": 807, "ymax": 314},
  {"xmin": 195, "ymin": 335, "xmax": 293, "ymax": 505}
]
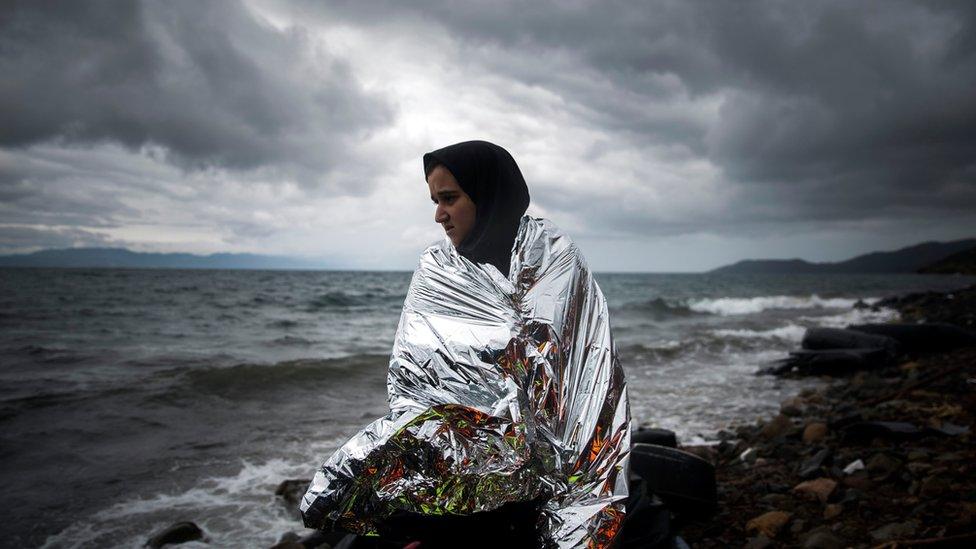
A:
[{"xmin": 629, "ymin": 443, "xmax": 717, "ymax": 519}]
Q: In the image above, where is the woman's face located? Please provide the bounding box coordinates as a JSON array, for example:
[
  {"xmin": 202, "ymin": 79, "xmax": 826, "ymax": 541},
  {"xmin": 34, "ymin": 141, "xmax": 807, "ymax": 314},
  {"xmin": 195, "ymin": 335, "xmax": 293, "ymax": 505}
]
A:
[{"xmin": 427, "ymin": 164, "xmax": 476, "ymax": 246}]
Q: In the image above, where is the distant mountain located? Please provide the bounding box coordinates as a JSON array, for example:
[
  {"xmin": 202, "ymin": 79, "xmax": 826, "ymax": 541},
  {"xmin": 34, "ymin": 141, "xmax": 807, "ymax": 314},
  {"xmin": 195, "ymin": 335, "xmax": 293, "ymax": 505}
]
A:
[
  {"xmin": 710, "ymin": 238, "xmax": 976, "ymax": 274},
  {"xmin": 918, "ymin": 245, "xmax": 976, "ymax": 275},
  {"xmin": 0, "ymin": 247, "xmax": 328, "ymax": 270}
]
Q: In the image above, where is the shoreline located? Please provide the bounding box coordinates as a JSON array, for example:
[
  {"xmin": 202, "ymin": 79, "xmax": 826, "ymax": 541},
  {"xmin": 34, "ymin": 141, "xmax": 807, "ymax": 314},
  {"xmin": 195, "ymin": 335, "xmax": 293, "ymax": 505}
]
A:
[{"xmin": 680, "ymin": 285, "xmax": 976, "ymax": 547}]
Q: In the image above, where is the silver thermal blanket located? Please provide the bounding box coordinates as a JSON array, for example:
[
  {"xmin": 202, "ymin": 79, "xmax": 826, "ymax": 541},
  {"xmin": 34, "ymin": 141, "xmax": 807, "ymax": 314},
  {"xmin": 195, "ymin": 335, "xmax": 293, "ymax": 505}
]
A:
[{"xmin": 301, "ymin": 216, "xmax": 630, "ymax": 547}]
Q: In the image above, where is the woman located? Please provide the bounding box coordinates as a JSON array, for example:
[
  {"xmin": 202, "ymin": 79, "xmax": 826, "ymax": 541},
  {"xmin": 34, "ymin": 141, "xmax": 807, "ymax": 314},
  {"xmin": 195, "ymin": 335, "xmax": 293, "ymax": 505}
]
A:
[{"xmin": 301, "ymin": 141, "xmax": 631, "ymax": 548}]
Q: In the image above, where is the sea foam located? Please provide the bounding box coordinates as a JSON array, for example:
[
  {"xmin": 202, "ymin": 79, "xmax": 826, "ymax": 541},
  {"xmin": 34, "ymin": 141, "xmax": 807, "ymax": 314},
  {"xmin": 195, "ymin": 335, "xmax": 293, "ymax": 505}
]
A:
[
  {"xmin": 712, "ymin": 324, "xmax": 808, "ymax": 342},
  {"xmin": 687, "ymin": 295, "xmax": 873, "ymax": 316}
]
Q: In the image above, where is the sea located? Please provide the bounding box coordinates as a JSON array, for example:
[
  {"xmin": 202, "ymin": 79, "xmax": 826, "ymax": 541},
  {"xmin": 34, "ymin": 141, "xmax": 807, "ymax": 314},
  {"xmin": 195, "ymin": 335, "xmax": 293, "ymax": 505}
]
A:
[{"xmin": 1, "ymin": 267, "xmax": 973, "ymax": 547}]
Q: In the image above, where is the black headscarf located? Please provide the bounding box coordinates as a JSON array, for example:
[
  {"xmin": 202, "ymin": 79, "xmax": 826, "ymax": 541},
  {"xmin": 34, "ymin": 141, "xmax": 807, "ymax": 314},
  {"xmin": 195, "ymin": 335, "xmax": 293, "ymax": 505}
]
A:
[{"xmin": 423, "ymin": 140, "xmax": 530, "ymax": 277}]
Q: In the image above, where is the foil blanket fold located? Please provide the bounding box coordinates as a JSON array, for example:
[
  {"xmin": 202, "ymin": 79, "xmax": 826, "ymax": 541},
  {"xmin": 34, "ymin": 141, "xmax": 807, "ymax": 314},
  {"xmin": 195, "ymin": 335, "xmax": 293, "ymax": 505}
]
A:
[{"xmin": 301, "ymin": 216, "xmax": 631, "ymax": 547}]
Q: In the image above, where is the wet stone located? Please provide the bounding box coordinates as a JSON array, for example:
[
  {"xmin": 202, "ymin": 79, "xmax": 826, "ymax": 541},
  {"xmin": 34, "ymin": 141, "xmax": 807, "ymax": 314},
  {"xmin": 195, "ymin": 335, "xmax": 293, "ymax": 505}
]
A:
[
  {"xmin": 906, "ymin": 462, "xmax": 931, "ymax": 476},
  {"xmin": 911, "ymin": 502, "xmax": 931, "ymax": 516},
  {"xmin": 842, "ymin": 459, "xmax": 864, "ymax": 475},
  {"xmin": 760, "ymin": 493, "xmax": 791, "ymax": 507},
  {"xmin": 744, "ymin": 535, "xmax": 774, "ymax": 549},
  {"xmin": 799, "ymin": 448, "xmax": 832, "ymax": 479},
  {"xmin": 146, "ymin": 522, "xmax": 204, "ymax": 549},
  {"xmin": 277, "ymin": 532, "xmax": 301, "ymax": 544},
  {"xmin": 761, "ymin": 414, "xmax": 793, "ymax": 439},
  {"xmin": 842, "ymin": 473, "xmax": 873, "ymax": 490},
  {"xmin": 275, "ymin": 479, "xmax": 312, "ymax": 507},
  {"xmin": 870, "ymin": 521, "xmax": 919, "ymax": 542},
  {"xmin": 802, "ymin": 422, "xmax": 828, "ymax": 444},
  {"xmin": 740, "ymin": 447, "xmax": 759, "ymax": 464},
  {"xmin": 935, "ymin": 451, "xmax": 967, "ymax": 462},
  {"xmin": 781, "ymin": 397, "xmax": 804, "ymax": 417},
  {"xmin": 801, "ymin": 526, "xmax": 845, "ymax": 549},
  {"xmin": 935, "ymin": 422, "xmax": 969, "ymax": 437},
  {"xmin": 770, "ymin": 444, "xmax": 800, "ymax": 462},
  {"xmin": 907, "ymin": 449, "xmax": 931, "ymax": 461},
  {"xmin": 793, "ymin": 478, "xmax": 838, "ymax": 503},
  {"xmin": 866, "ymin": 453, "xmax": 902, "ymax": 480},
  {"xmin": 717, "ymin": 440, "xmax": 737, "ymax": 456},
  {"xmin": 746, "ymin": 510, "xmax": 792, "ymax": 538},
  {"xmin": 920, "ymin": 475, "xmax": 951, "ymax": 498},
  {"xmin": 682, "ymin": 445, "xmax": 718, "ymax": 464},
  {"xmin": 270, "ymin": 531, "xmax": 304, "ymax": 549},
  {"xmin": 823, "ymin": 503, "xmax": 843, "ymax": 520},
  {"xmin": 737, "ymin": 425, "xmax": 758, "ymax": 438}
]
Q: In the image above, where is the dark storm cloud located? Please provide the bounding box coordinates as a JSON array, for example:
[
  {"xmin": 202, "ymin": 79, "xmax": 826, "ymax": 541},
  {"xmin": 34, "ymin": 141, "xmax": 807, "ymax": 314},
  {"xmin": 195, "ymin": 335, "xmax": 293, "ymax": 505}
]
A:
[
  {"xmin": 284, "ymin": 0, "xmax": 976, "ymax": 229},
  {"xmin": 0, "ymin": 0, "xmax": 393, "ymax": 178},
  {"xmin": 3, "ymin": 0, "xmax": 974, "ymax": 265}
]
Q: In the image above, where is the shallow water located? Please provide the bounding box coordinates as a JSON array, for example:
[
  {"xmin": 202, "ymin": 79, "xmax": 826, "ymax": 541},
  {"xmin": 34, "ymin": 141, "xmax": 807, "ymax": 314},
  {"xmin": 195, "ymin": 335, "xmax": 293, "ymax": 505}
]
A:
[{"xmin": 1, "ymin": 268, "xmax": 972, "ymax": 546}]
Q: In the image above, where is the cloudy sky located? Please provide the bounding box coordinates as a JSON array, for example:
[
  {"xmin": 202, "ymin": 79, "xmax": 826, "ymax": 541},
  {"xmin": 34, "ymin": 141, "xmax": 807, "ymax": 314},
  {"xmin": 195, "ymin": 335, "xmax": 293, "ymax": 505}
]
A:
[{"xmin": 2, "ymin": 0, "xmax": 975, "ymax": 271}]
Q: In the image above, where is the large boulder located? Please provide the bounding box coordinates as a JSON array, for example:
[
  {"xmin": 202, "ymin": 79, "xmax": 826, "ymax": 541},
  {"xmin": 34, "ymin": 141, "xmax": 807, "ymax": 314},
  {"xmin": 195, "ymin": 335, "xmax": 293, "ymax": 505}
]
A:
[
  {"xmin": 848, "ymin": 323, "xmax": 976, "ymax": 353},
  {"xmin": 275, "ymin": 479, "xmax": 311, "ymax": 507},
  {"xmin": 801, "ymin": 327, "xmax": 900, "ymax": 355},
  {"xmin": 779, "ymin": 348, "xmax": 892, "ymax": 375},
  {"xmin": 145, "ymin": 522, "xmax": 204, "ymax": 548}
]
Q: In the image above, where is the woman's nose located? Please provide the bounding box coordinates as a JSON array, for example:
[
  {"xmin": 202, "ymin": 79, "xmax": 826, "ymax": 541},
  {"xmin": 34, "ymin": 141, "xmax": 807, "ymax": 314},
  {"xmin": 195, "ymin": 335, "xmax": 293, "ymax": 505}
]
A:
[{"xmin": 434, "ymin": 204, "xmax": 449, "ymax": 223}]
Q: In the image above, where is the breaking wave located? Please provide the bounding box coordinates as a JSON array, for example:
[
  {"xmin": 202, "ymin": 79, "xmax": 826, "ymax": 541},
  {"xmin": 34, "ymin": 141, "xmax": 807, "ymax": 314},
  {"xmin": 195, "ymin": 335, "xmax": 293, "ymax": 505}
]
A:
[
  {"xmin": 619, "ymin": 297, "xmax": 698, "ymax": 317},
  {"xmin": 800, "ymin": 307, "xmax": 899, "ymax": 328},
  {"xmin": 41, "ymin": 457, "xmax": 323, "ymax": 548},
  {"xmin": 687, "ymin": 295, "xmax": 872, "ymax": 316},
  {"xmin": 305, "ymin": 291, "xmax": 406, "ymax": 311},
  {"xmin": 712, "ymin": 324, "xmax": 807, "ymax": 342}
]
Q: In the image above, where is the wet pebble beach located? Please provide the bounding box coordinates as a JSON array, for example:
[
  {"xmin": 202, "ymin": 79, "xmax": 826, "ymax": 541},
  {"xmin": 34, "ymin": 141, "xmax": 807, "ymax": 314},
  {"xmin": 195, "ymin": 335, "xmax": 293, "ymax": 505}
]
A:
[{"xmin": 682, "ymin": 285, "xmax": 976, "ymax": 548}]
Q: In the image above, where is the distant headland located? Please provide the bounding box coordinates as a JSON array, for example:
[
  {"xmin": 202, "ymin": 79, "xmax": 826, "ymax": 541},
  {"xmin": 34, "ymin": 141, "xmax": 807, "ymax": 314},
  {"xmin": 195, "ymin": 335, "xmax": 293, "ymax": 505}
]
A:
[{"xmin": 709, "ymin": 238, "xmax": 976, "ymax": 275}]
